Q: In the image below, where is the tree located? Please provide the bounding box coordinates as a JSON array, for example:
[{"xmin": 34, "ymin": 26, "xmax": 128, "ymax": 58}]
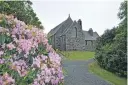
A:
[
  {"xmin": 0, "ymin": 1, "xmax": 43, "ymax": 29},
  {"xmin": 95, "ymin": 1, "xmax": 127, "ymax": 77}
]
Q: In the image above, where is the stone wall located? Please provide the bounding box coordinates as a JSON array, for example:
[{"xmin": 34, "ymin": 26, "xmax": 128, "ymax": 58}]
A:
[
  {"xmin": 50, "ymin": 21, "xmax": 97, "ymax": 51},
  {"xmin": 84, "ymin": 40, "xmax": 96, "ymax": 51},
  {"xmin": 65, "ymin": 23, "xmax": 85, "ymax": 51},
  {"xmin": 53, "ymin": 26, "xmax": 66, "ymax": 50},
  {"xmin": 60, "ymin": 35, "xmax": 66, "ymax": 50}
]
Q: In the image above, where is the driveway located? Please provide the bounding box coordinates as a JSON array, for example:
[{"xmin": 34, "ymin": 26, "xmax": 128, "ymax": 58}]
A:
[{"xmin": 62, "ymin": 59, "xmax": 111, "ymax": 85}]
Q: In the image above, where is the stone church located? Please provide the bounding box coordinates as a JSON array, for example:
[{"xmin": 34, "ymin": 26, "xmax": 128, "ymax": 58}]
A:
[{"xmin": 48, "ymin": 15, "xmax": 99, "ymax": 51}]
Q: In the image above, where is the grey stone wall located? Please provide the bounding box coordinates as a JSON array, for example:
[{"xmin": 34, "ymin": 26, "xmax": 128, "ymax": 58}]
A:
[
  {"xmin": 65, "ymin": 24, "xmax": 85, "ymax": 51},
  {"xmin": 50, "ymin": 21, "xmax": 97, "ymax": 51},
  {"xmin": 84, "ymin": 40, "xmax": 96, "ymax": 51},
  {"xmin": 60, "ymin": 35, "xmax": 66, "ymax": 50},
  {"xmin": 53, "ymin": 26, "xmax": 66, "ymax": 50}
]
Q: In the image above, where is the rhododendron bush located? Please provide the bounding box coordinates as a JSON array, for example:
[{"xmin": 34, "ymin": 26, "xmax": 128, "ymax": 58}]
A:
[{"xmin": 0, "ymin": 14, "xmax": 64, "ymax": 85}]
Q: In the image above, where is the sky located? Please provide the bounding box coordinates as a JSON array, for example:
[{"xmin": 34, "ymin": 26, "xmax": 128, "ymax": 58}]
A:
[{"xmin": 32, "ymin": 0, "xmax": 123, "ymax": 35}]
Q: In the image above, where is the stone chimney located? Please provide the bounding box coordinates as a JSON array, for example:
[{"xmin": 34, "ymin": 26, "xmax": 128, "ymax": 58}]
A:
[
  {"xmin": 77, "ymin": 19, "xmax": 82, "ymax": 29},
  {"xmin": 88, "ymin": 28, "xmax": 93, "ymax": 36}
]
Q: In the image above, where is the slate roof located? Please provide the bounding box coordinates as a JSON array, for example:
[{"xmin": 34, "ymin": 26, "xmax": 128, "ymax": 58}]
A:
[
  {"xmin": 48, "ymin": 20, "xmax": 65, "ymax": 37},
  {"xmin": 60, "ymin": 20, "xmax": 77, "ymax": 36},
  {"xmin": 83, "ymin": 31, "xmax": 99, "ymax": 40},
  {"xmin": 48, "ymin": 16, "xmax": 73, "ymax": 37},
  {"xmin": 48, "ymin": 15, "xmax": 99, "ymax": 40}
]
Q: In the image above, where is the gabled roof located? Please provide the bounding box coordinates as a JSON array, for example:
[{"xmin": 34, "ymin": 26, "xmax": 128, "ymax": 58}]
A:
[
  {"xmin": 83, "ymin": 31, "xmax": 99, "ymax": 40},
  {"xmin": 60, "ymin": 20, "xmax": 77, "ymax": 36},
  {"xmin": 48, "ymin": 15, "xmax": 99, "ymax": 40},
  {"xmin": 48, "ymin": 15, "xmax": 73, "ymax": 37},
  {"xmin": 48, "ymin": 20, "xmax": 65, "ymax": 37}
]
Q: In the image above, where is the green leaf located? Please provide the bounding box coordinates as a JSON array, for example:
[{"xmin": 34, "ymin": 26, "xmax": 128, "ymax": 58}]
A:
[
  {"xmin": 0, "ymin": 33, "xmax": 5, "ymax": 44},
  {"xmin": 5, "ymin": 34, "xmax": 12, "ymax": 44}
]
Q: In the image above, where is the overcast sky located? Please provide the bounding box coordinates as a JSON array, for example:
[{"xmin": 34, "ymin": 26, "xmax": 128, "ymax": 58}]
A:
[{"xmin": 32, "ymin": 0, "xmax": 123, "ymax": 35}]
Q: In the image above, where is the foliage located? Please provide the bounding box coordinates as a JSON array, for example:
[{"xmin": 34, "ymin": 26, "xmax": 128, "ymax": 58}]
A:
[
  {"xmin": 60, "ymin": 51, "xmax": 95, "ymax": 60},
  {"xmin": 89, "ymin": 62, "xmax": 127, "ymax": 85},
  {"xmin": 0, "ymin": 14, "xmax": 64, "ymax": 85},
  {"xmin": 0, "ymin": 1, "xmax": 43, "ymax": 29},
  {"xmin": 95, "ymin": 1, "xmax": 127, "ymax": 77}
]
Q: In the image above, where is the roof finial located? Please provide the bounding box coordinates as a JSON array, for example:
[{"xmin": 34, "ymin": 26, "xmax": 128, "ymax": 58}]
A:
[{"xmin": 69, "ymin": 14, "xmax": 70, "ymax": 18}]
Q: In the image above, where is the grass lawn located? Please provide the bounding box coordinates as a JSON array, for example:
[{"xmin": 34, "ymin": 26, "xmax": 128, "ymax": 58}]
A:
[
  {"xmin": 60, "ymin": 51, "xmax": 95, "ymax": 60},
  {"xmin": 89, "ymin": 62, "xmax": 127, "ymax": 85}
]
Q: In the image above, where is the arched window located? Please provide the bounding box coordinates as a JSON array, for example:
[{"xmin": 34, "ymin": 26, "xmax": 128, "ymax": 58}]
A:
[{"xmin": 75, "ymin": 27, "xmax": 77, "ymax": 38}]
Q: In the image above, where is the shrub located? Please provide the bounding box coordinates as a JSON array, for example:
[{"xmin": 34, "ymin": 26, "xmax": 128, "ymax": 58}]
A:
[
  {"xmin": 95, "ymin": 1, "xmax": 127, "ymax": 78},
  {"xmin": 0, "ymin": 14, "xmax": 64, "ymax": 85}
]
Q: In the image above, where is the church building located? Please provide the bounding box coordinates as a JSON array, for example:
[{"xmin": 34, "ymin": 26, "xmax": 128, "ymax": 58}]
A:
[{"xmin": 48, "ymin": 15, "xmax": 99, "ymax": 51}]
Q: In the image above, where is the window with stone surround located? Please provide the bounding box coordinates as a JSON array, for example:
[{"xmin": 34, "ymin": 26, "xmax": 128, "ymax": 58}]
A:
[
  {"xmin": 85, "ymin": 40, "xmax": 87, "ymax": 45},
  {"xmin": 75, "ymin": 27, "xmax": 77, "ymax": 38}
]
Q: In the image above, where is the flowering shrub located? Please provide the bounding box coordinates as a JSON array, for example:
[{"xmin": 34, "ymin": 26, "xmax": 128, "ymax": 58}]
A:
[{"xmin": 0, "ymin": 14, "xmax": 64, "ymax": 85}]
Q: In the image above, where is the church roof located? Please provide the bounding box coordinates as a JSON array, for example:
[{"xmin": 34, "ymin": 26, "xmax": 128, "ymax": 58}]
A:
[
  {"xmin": 60, "ymin": 20, "xmax": 77, "ymax": 36},
  {"xmin": 48, "ymin": 15, "xmax": 73, "ymax": 37},
  {"xmin": 48, "ymin": 15, "xmax": 99, "ymax": 40},
  {"xmin": 83, "ymin": 31, "xmax": 99, "ymax": 40}
]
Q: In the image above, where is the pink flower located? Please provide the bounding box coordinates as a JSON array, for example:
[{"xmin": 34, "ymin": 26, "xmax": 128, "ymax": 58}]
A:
[
  {"xmin": 55, "ymin": 78, "xmax": 59, "ymax": 85},
  {"xmin": 13, "ymin": 37, "xmax": 18, "ymax": 43},
  {"xmin": 42, "ymin": 38, "xmax": 48, "ymax": 45},
  {"xmin": 51, "ymin": 78, "xmax": 59, "ymax": 85},
  {"xmin": 0, "ymin": 59, "xmax": 4, "ymax": 64},
  {"xmin": 17, "ymin": 48, "xmax": 22, "ymax": 54},
  {"xmin": 18, "ymin": 69, "xmax": 28, "ymax": 77},
  {"xmin": 11, "ymin": 27, "xmax": 19, "ymax": 35},
  {"xmin": 18, "ymin": 39, "xmax": 32, "ymax": 54},
  {"xmin": 45, "ymin": 76, "xmax": 51, "ymax": 83},
  {"xmin": 2, "ymin": 72, "xmax": 15, "ymax": 84},
  {"xmin": 6, "ymin": 43, "xmax": 15, "ymax": 50},
  {"xmin": 0, "ymin": 14, "xmax": 64, "ymax": 85},
  {"xmin": 32, "ymin": 81, "xmax": 40, "ymax": 85},
  {"xmin": 11, "ymin": 60, "xmax": 28, "ymax": 77},
  {"xmin": 41, "ymin": 55, "xmax": 47, "ymax": 61},
  {"xmin": 40, "ymin": 64, "xmax": 47, "ymax": 70},
  {"xmin": 51, "ymin": 68, "xmax": 56, "ymax": 74},
  {"xmin": 46, "ymin": 44, "xmax": 53, "ymax": 52},
  {"xmin": 48, "ymin": 52, "xmax": 61, "ymax": 65},
  {"xmin": 58, "ymin": 72, "xmax": 64, "ymax": 80},
  {"xmin": 40, "ymin": 70, "xmax": 45, "ymax": 76},
  {"xmin": 7, "ymin": 76, "xmax": 15, "ymax": 84},
  {"xmin": 32, "ymin": 57, "xmax": 41, "ymax": 68},
  {"xmin": 32, "ymin": 40, "xmax": 38, "ymax": 48},
  {"xmin": 45, "ymin": 68, "xmax": 51, "ymax": 76}
]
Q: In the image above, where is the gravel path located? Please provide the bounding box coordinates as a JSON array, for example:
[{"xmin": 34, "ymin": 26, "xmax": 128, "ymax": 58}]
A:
[{"xmin": 62, "ymin": 59, "xmax": 111, "ymax": 85}]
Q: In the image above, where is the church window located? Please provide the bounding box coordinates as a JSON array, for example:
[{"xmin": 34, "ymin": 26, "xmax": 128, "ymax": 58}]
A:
[
  {"xmin": 91, "ymin": 41, "xmax": 93, "ymax": 45},
  {"xmin": 85, "ymin": 40, "xmax": 87, "ymax": 45},
  {"xmin": 75, "ymin": 27, "xmax": 77, "ymax": 38}
]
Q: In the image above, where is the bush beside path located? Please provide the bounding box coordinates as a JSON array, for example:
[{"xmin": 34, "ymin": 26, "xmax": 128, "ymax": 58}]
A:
[{"xmin": 89, "ymin": 62, "xmax": 127, "ymax": 85}]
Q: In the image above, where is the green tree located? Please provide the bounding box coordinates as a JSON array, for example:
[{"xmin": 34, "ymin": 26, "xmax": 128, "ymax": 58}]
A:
[
  {"xmin": 0, "ymin": 1, "xmax": 43, "ymax": 29},
  {"xmin": 95, "ymin": 1, "xmax": 127, "ymax": 77}
]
